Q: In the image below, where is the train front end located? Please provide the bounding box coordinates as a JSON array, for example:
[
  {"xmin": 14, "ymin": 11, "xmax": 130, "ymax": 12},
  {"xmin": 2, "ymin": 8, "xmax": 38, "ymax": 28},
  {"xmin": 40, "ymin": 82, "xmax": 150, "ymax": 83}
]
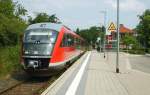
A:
[{"xmin": 21, "ymin": 23, "xmax": 60, "ymax": 76}]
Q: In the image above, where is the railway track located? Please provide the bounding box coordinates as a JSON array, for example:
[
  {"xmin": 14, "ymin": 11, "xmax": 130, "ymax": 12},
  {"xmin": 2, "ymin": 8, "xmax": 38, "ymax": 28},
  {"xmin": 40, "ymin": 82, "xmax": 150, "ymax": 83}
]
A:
[
  {"xmin": 0, "ymin": 73, "xmax": 62, "ymax": 95},
  {"xmin": 0, "ymin": 52, "xmax": 85, "ymax": 95},
  {"xmin": 0, "ymin": 80, "xmax": 25, "ymax": 95}
]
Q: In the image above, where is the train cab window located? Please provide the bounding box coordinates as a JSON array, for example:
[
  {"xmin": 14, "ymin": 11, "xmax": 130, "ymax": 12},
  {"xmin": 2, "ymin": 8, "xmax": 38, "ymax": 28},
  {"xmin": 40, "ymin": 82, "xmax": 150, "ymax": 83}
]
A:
[
  {"xmin": 24, "ymin": 29, "xmax": 58, "ymax": 43},
  {"xmin": 23, "ymin": 29, "xmax": 58, "ymax": 56}
]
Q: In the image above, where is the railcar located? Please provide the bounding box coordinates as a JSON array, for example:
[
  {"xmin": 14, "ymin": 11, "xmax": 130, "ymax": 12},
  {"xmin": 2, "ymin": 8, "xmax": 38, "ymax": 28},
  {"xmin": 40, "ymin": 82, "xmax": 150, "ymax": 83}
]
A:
[{"xmin": 20, "ymin": 23, "xmax": 84, "ymax": 76}]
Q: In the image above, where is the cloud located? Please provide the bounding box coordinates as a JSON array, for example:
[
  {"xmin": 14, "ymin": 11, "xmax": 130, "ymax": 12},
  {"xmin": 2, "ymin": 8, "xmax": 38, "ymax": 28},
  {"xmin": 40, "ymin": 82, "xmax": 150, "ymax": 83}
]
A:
[
  {"xmin": 14, "ymin": 0, "xmax": 98, "ymax": 17},
  {"xmin": 14, "ymin": 0, "xmax": 149, "ymax": 29},
  {"xmin": 17, "ymin": 0, "xmax": 97, "ymax": 12},
  {"xmin": 105, "ymin": 0, "xmax": 146, "ymax": 12}
]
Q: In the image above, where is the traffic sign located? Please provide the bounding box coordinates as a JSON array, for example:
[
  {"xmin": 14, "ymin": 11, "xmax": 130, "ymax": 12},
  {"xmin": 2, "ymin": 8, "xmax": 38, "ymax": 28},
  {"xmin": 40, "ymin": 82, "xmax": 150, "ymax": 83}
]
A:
[{"xmin": 108, "ymin": 22, "xmax": 116, "ymax": 32}]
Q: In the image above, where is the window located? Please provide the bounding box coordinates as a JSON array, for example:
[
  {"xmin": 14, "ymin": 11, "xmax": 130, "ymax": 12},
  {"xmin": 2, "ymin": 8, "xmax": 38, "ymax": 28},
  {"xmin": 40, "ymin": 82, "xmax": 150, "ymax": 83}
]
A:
[
  {"xmin": 61, "ymin": 33, "xmax": 75, "ymax": 47},
  {"xmin": 23, "ymin": 29, "xmax": 58, "ymax": 56},
  {"xmin": 24, "ymin": 29, "xmax": 58, "ymax": 44}
]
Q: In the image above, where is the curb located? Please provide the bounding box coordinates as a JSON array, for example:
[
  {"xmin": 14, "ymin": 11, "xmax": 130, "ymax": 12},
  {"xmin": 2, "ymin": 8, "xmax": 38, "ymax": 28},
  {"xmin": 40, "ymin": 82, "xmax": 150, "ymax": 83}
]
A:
[{"xmin": 145, "ymin": 54, "xmax": 150, "ymax": 56}]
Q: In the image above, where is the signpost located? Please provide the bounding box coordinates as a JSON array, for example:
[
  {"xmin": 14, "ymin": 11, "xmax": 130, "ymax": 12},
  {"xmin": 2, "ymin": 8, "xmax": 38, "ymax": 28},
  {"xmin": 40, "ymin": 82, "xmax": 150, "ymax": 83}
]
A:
[
  {"xmin": 108, "ymin": 22, "xmax": 116, "ymax": 32},
  {"xmin": 116, "ymin": 0, "xmax": 120, "ymax": 73},
  {"xmin": 108, "ymin": 20, "xmax": 119, "ymax": 73}
]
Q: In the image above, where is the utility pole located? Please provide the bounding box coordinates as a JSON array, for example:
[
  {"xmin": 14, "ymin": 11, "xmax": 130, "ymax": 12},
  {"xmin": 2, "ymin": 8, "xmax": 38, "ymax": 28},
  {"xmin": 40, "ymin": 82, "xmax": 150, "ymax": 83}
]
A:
[
  {"xmin": 100, "ymin": 11, "xmax": 107, "ymax": 58},
  {"xmin": 116, "ymin": 0, "xmax": 120, "ymax": 73}
]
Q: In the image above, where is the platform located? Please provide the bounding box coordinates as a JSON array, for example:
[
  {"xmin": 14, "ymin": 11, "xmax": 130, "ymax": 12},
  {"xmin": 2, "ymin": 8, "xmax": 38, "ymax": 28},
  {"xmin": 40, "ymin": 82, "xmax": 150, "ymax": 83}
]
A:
[{"xmin": 42, "ymin": 51, "xmax": 150, "ymax": 95}]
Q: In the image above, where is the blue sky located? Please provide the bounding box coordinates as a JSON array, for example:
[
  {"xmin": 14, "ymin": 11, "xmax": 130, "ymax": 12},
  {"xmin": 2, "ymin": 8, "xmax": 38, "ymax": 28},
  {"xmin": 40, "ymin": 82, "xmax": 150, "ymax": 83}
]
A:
[{"xmin": 14, "ymin": 0, "xmax": 150, "ymax": 30}]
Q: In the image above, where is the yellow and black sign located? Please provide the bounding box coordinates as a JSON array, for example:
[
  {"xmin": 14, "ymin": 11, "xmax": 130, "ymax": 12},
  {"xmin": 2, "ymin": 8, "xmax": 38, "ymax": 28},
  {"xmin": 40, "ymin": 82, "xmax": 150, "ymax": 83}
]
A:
[{"xmin": 108, "ymin": 22, "xmax": 116, "ymax": 32}]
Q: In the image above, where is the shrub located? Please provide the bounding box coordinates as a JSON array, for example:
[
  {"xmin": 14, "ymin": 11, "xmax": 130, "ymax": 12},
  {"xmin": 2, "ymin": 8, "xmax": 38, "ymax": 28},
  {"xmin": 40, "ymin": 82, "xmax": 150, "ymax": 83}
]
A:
[
  {"xmin": 128, "ymin": 49, "xmax": 145, "ymax": 54},
  {"xmin": 0, "ymin": 45, "xmax": 21, "ymax": 78}
]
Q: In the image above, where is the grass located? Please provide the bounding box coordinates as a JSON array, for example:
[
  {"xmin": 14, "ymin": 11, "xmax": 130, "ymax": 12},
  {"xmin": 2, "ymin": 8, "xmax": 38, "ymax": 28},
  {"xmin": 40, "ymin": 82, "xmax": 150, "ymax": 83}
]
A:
[
  {"xmin": 128, "ymin": 49, "xmax": 145, "ymax": 55},
  {"xmin": 0, "ymin": 45, "xmax": 21, "ymax": 78}
]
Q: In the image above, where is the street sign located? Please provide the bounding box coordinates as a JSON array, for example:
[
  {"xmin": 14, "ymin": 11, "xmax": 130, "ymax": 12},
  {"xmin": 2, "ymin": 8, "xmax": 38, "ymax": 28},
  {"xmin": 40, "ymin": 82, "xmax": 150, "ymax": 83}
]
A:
[{"xmin": 108, "ymin": 22, "xmax": 116, "ymax": 32}]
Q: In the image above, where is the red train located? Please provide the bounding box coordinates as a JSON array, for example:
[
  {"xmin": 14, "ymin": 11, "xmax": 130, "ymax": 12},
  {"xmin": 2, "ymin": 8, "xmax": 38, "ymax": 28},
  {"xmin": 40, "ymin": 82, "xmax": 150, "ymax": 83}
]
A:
[{"xmin": 20, "ymin": 23, "xmax": 85, "ymax": 76}]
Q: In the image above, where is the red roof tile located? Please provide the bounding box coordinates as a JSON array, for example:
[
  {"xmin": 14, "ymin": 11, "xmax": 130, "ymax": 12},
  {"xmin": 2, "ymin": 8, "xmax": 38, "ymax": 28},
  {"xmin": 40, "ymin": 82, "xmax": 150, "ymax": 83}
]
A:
[{"xmin": 119, "ymin": 24, "xmax": 133, "ymax": 33}]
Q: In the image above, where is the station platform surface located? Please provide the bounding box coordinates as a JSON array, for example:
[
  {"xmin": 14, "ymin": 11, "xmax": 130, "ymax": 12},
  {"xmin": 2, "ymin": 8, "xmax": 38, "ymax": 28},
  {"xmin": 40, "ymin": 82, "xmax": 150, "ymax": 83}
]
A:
[{"xmin": 42, "ymin": 51, "xmax": 150, "ymax": 95}]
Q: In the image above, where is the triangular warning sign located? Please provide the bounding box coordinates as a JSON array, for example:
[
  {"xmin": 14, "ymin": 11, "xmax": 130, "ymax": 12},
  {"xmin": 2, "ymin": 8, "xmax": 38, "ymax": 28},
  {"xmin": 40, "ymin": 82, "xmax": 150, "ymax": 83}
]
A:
[{"xmin": 108, "ymin": 22, "xmax": 116, "ymax": 32}]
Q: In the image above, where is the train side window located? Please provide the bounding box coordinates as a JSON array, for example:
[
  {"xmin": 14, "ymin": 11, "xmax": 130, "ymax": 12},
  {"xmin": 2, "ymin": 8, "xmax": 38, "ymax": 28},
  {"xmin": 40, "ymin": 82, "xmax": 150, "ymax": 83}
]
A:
[
  {"xmin": 67, "ymin": 34, "xmax": 70, "ymax": 46},
  {"xmin": 61, "ymin": 34, "xmax": 65, "ymax": 47},
  {"xmin": 68, "ymin": 34, "xmax": 74, "ymax": 46},
  {"xmin": 61, "ymin": 33, "xmax": 75, "ymax": 47},
  {"xmin": 71, "ymin": 35, "xmax": 74, "ymax": 46},
  {"xmin": 77, "ymin": 38, "xmax": 81, "ymax": 49},
  {"xmin": 65, "ymin": 34, "xmax": 68, "ymax": 46},
  {"xmin": 67, "ymin": 34, "xmax": 71, "ymax": 46},
  {"xmin": 61, "ymin": 33, "xmax": 69, "ymax": 47}
]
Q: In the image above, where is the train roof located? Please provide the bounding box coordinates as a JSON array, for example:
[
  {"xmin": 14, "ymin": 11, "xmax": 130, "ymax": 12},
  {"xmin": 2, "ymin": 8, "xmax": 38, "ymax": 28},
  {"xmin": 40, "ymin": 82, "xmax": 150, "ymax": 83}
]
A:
[
  {"xmin": 26, "ymin": 22, "xmax": 84, "ymax": 41},
  {"xmin": 26, "ymin": 23, "xmax": 63, "ymax": 31}
]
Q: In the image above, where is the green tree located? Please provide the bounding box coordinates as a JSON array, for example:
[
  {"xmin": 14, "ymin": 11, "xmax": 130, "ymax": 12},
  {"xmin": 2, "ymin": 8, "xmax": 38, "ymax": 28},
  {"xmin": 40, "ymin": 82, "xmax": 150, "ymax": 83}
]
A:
[
  {"xmin": 28, "ymin": 13, "xmax": 61, "ymax": 24},
  {"xmin": 122, "ymin": 34, "xmax": 137, "ymax": 48},
  {"xmin": 49, "ymin": 14, "xmax": 61, "ymax": 23},
  {"xmin": 0, "ymin": 0, "xmax": 15, "ymax": 18},
  {"xmin": 14, "ymin": 2, "xmax": 27, "ymax": 18},
  {"xmin": 76, "ymin": 26, "xmax": 104, "ymax": 44},
  {"xmin": 136, "ymin": 9, "xmax": 150, "ymax": 51},
  {"xmin": 0, "ymin": 0, "xmax": 27, "ymax": 47},
  {"xmin": 76, "ymin": 28, "xmax": 80, "ymax": 34}
]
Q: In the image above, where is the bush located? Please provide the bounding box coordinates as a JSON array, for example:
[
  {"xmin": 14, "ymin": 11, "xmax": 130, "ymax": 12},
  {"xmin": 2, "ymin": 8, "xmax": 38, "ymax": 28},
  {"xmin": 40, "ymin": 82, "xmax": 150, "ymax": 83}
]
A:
[
  {"xmin": 147, "ymin": 48, "xmax": 150, "ymax": 53},
  {"xmin": 128, "ymin": 49, "xmax": 145, "ymax": 54},
  {"xmin": 0, "ymin": 45, "xmax": 21, "ymax": 78}
]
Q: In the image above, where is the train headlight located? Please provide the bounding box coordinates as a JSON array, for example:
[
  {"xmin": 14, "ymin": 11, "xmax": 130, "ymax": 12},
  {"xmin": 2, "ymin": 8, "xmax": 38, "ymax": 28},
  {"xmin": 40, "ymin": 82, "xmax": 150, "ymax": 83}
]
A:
[
  {"xmin": 24, "ymin": 51, "xmax": 29, "ymax": 54},
  {"xmin": 34, "ymin": 51, "xmax": 38, "ymax": 54},
  {"xmin": 48, "ymin": 44, "xmax": 52, "ymax": 47},
  {"xmin": 46, "ymin": 52, "xmax": 50, "ymax": 55},
  {"xmin": 50, "ymin": 38, "xmax": 55, "ymax": 43}
]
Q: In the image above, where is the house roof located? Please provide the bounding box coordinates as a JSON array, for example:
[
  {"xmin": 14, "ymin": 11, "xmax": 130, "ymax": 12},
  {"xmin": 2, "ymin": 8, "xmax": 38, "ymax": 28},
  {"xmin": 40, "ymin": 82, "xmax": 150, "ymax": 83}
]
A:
[{"xmin": 119, "ymin": 24, "xmax": 133, "ymax": 33}]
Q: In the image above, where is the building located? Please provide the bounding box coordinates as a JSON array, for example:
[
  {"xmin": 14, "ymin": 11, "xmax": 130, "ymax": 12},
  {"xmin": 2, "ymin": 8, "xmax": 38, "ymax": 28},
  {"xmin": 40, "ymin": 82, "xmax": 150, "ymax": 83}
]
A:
[{"xmin": 106, "ymin": 24, "xmax": 134, "ymax": 49}]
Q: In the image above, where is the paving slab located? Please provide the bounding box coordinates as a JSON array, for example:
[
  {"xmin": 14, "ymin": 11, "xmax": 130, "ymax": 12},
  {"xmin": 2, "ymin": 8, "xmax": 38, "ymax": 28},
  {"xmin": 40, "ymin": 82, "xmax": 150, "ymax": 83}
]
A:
[
  {"xmin": 41, "ymin": 51, "xmax": 150, "ymax": 95},
  {"xmin": 41, "ymin": 52, "xmax": 89, "ymax": 95},
  {"xmin": 84, "ymin": 51, "xmax": 128, "ymax": 95}
]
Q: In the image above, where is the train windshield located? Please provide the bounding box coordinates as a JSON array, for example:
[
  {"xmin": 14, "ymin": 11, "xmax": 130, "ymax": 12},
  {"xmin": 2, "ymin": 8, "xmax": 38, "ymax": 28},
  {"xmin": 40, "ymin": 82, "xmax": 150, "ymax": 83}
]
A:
[
  {"xmin": 24, "ymin": 29, "xmax": 58, "ymax": 43},
  {"xmin": 23, "ymin": 29, "xmax": 58, "ymax": 56}
]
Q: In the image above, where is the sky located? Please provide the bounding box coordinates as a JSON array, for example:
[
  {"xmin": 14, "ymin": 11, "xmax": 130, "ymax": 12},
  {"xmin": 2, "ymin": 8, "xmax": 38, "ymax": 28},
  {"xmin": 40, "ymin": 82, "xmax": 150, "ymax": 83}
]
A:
[{"xmin": 14, "ymin": 0, "xmax": 150, "ymax": 30}]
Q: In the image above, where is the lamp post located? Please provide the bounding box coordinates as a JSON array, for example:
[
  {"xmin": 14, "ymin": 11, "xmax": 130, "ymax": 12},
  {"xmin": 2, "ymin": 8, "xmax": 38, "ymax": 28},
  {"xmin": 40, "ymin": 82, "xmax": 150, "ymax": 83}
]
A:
[
  {"xmin": 116, "ymin": 0, "xmax": 120, "ymax": 73},
  {"xmin": 100, "ymin": 11, "xmax": 107, "ymax": 58}
]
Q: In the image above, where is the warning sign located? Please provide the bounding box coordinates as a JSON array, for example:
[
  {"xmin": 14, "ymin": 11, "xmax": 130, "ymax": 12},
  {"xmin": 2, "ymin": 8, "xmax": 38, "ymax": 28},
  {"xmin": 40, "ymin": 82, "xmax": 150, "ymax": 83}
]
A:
[{"xmin": 108, "ymin": 22, "xmax": 116, "ymax": 32}]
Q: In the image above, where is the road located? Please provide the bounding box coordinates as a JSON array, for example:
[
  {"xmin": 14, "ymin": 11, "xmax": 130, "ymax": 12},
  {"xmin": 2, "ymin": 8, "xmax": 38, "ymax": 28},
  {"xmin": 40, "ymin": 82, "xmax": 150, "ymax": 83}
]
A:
[{"xmin": 128, "ymin": 55, "xmax": 150, "ymax": 74}]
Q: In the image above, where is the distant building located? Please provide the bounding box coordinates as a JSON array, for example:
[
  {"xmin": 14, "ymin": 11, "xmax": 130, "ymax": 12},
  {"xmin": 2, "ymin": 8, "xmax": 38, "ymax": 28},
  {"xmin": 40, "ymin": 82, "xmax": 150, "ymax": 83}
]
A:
[{"xmin": 106, "ymin": 24, "xmax": 134, "ymax": 49}]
